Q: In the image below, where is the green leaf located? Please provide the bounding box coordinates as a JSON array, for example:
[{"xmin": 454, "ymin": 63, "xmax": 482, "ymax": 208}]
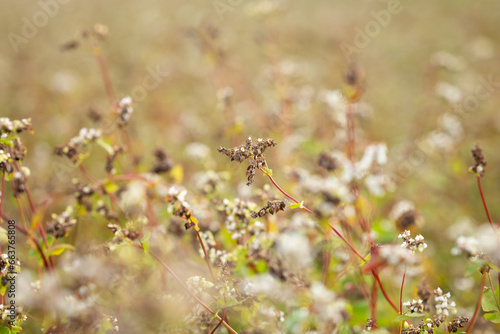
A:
[
  {"xmin": 9, "ymin": 326, "xmax": 21, "ymax": 333},
  {"xmin": 482, "ymin": 287, "xmax": 500, "ymax": 313},
  {"xmin": 0, "ymin": 228, "xmax": 7, "ymax": 245},
  {"xmin": 218, "ymin": 296, "xmax": 241, "ymax": 309},
  {"xmin": 141, "ymin": 233, "xmax": 151, "ymax": 254},
  {"xmin": 484, "ymin": 311, "xmax": 500, "ymax": 323},
  {"xmin": 393, "ymin": 313, "xmax": 424, "ymax": 322},
  {"xmin": 45, "ymin": 243, "xmax": 76, "ymax": 257},
  {"xmin": 262, "ymin": 166, "xmax": 273, "ymax": 176},
  {"xmin": 96, "ymin": 138, "xmax": 114, "ymax": 155},
  {"xmin": 0, "ymin": 137, "xmax": 15, "ymax": 147},
  {"xmin": 0, "ymin": 282, "xmax": 7, "ymax": 296},
  {"xmin": 465, "ymin": 260, "xmax": 489, "ymax": 277},
  {"xmin": 103, "ymin": 181, "xmax": 119, "ymax": 194},
  {"xmin": 0, "ymin": 326, "xmax": 11, "ymax": 334},
  {"xmin": 288, "ymin": 201, "xmax": 304, "ymax": 209}
]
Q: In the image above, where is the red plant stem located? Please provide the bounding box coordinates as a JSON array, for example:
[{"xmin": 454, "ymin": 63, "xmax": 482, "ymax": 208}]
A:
[
  {"xmin": 0, "ymin": 173, "xmax": 4, "ymax": 227},
  {"xmin": 372, "ymin": 270, "xmax": 399, "ymax": 313},
  {"xmin": 487, "ymin": 272, "xmax": 500, "ymax": 310},
  {"xmin": 261, "ymin": 168, "xmax": 366, "ymax": 261},
  {"xmin": 1, "ymin": 212, "xmax": 50, "ymax": 271},
  {"xmin": 370, "ymin": 278, "xmax": 377, "ymax": 326},
  {"xmin": 477, "ymin": 177, "xmax": 495, "ymax": 231},
  {"xmin": 260, "ymin": 168, "xmax": 313, "ymax": 214},
  {"xmin": 210, "ymin": 318, "xmax": 224, "ymax": 334},
  {"xmin": 195, "ymin": 230, "xmax": 216, "ymax": 284},
  {"xmin": 400, "ymin": 267, "xmax": 406, "ymax": 315},
  {"xmin": 79, "ymin": 165, "xmax": 126, "ymax": 216},
  {"xmin": 260, "ymin": 167, "xmax": 401, "ymax": 314},
  {"xmin": 476, "ymin": 176, "xmax": 500, "ymax": 288},
  {"xmin": 322, "ymin": 249, "xmax": 332, "ymax": 285},
  {"xmin": 131, "ymin": 244, "xmax": 239, "ymax": 334},
  {"xmin": 398, "ymin": 267, "xmax": 407, "ymax": 334},
  {"xmin": 195, "ymin": 229, "xmax": 229, "ymax": 325},
  {"xmin": 90, "ymin": 36, "xmax": 116, "ymax": 105},
  {"xmin": 466, "ymin": 270, "xmax": 487, "ymax": 334},
  {"xmin": 328, "ymin": 223, "xmax": 366, "ymax": 262}
]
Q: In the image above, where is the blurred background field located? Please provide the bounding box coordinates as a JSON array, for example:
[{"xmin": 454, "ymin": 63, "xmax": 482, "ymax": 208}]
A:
[{"xmin": 1, "ymin": 0, "xmax": 500, "ymax": 333}]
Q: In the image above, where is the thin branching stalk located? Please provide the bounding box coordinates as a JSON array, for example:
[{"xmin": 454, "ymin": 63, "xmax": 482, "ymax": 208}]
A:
[
  {"xmin": 477, "ymin": 176, "xmax": 495, "ymax": 231},
  {"xmin": 195, "ymin": 229, "xmax": 230, "ymax": 327},
  {"xmin": 370, "ymin": 278, "xmax": 377, "ymax": 326},
  {"xmin": 131, "ymin": 244, "xmax": 239, "ymax": 334},
  {"xmin": 260, "ymin": 166, "xmax": 400, "ymax": 314},
  {"xmin": 1, "ymin": 212, "xmax": 51, "ymax": 270},
  {"xmin": 372, "ymin": 270, "xmax": 399, "ymax": 313},
  {"xmin": 79, "ymin": 165, "xmax": 127, "ymax": 216},
  {"xmin": 487, "ymin": 272, "xmax": 500, "ymax": 310},
  {"xmin": 399, "ymin": 267, "xmax": 407, "ymax": 334},
  {"xmin": 475, "ymin": 176, "xmax": 500, "ymax": 290},
  {"xmin": 466, "ymin": 270, "xmax": 487, "ymax": 334},
  {"xmin": 89, "ymin": 35, "xmax": 116, "ymax": 105}
]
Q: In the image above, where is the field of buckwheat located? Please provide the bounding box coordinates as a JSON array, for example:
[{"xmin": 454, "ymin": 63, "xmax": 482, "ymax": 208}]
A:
[{"xmin": 1, "ymin": 0, "xmax": 500, "ymax": 333}]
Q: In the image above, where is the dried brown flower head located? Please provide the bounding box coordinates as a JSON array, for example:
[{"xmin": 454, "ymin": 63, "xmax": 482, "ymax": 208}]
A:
[
  {"xmin": 151, "ymin": 148, "xmax": 173, "ymax": 174},
  {"xmin": 470, "ymin": 144, "xmax": 487, "ymax": 177},
  {"xmin": 217, "ymin": 136, "xmax": 277, "ymax": 185},
  {"xmin": 250, "ymin": 200, "xmax": 286, "ymax": 218},
  {"xmin": 317, "ymin": 151, "xmax": 338, "ymax": 172}
]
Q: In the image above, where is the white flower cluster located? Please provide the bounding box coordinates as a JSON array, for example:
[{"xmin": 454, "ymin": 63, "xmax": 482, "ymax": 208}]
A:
[
  {"xmin": 118, "ymin": 96, "xmax": 133, "ymax": 121},
  {"xmin": 186, "ymin": 276, "xmax": 214, "ymax": 295},
  {"xmin": 68, "ymin": 128, "xmax": 102, "ymax": 147},
  {"xmin": 378, "ymin": 245, "xmax": 416, "ymax": 266},
  {"xmin": 398, "ymin": 230, "xmax": 428, "ymax": 253},
  {"xmin": 310, "ymin": 282, "xmax": 348, "ymax": 324},
  {"xmin": 422, "ymin": 318, "xmax": 435, "ymax": 333},
  {"xmin": 0, "ymin": 117, "xmax": 32, "ymax": 134},
  {"xmin": 403, "ymin": 299, "xmax": 424, "ymax": 313},
  {"xmin": 451, "ymin": 236, "xmax": 479, "ymax": 257},
  {"xmin": 434, "ymin": 287, "xmax": 457, "ymax": 317},
  {"xmin": 167, "ymin": 187, "xmax": 190, "ymax": 209},
  {"xmin": 0, "ymin": 149, "xmax": 10, "ymax": 164}
]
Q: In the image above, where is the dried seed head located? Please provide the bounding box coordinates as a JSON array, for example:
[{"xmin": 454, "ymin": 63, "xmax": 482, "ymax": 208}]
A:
[
  {"xmin": 470, "ymin": 144, "xmax": 487, "ymax": 177},
  {"xmin": 343, "ymin": 61, "xmax": 365, "ymax": 87},
  {"xmin": 317, "ymin": 151, "xmax": 338, "ymax": 171},
  {"xmin": 151, "ymin": 148, "xmax": 173, "ymax": 174},
  {"xmin": 217, "ymin": 136, "xmax": 277, "ymax": 185}
]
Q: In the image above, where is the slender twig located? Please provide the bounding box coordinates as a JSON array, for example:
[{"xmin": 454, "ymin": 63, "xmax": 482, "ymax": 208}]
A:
[
  {"xmin": 477, "ymin": 177, "xmax": 494, "ymax": 231},
  {"xmin": 466, "ymin": 270, "xmax": 487, "ymax": 334},
  {"xmin": 79, "ymin": 165, "xmax": 126, "ymax": 216},
  {"xmin": 1, "ymin": 212, "xmax": 50, "ymax": 271},
  {"xmin": 370, "ymin": 278, "xmax": 377, "ymax": 326},
  {"xmin": 327, "ymin": 223, "xmax": 366, "ymax": 262},
  {"xmin": 210, "ymin": 318, "xmax": 224, "ymax": 334},
  {"xmin": 400, "ymin": 267, "xmax": 406, "ymax": 315},
  {"xmin": 89, "ymin": 35, "xmax": 116, "ymax": 105},
  {"xmin": 195, "ymin": 230, "xmax": 217, "ymax": 285},
  {"xmin": 372, "ymin": 270, "xmax": 399, "ymax": 313},
  {"xmin": 476, "ymin": 176, "xmax": 500, "ymax": 288},
  {"xmin": 399, "ymin": 267, "xmax": 407, "ymax": 334},
  {"xmin": 131, "ymin": 244, "xmax": 239, "ymax": 334},
  {"xmin": 195, "ymin": 229, "xmax": 230, "ymax": 327},
  {"xmin": 260, "ymin": 166, "xmax": 400, "ymax": 315},
  {"xmin": 0, "ymin": 173, "xmax": 4, "ymax": 227},
  {"xmin": 487, "ymin": 272, "xmax": 500, "ymax": 311},
  {"xmin": 260, "ymin": 168, "xmax": 366, "ymax": 261},
  {"xmin": 15, "ymin": 196, "xmax": 29, "ymax": 232},
  {"xmin": 260, "ymin": 168, "xmax": 313, "ymax": 214}
]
